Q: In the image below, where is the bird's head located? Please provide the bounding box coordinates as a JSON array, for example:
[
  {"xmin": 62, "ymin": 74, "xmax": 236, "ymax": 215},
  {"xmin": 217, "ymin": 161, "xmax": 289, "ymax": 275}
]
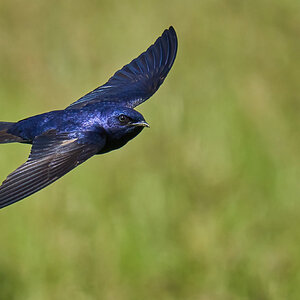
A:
[{"xmin": 102, "ymin": 106, "xmax": 149, "ymax": 150}]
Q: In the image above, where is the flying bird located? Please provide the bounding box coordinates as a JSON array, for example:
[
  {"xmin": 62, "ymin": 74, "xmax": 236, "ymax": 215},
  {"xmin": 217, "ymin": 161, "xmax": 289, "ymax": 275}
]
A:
[{"xmin": 0, "ymin": 26, "xmax": 178, "ymax": 209}]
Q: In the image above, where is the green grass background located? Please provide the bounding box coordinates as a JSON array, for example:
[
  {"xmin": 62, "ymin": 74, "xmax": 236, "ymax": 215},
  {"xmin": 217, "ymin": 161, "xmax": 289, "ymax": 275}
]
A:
[{"xmin": 0, "ymin": 0, "xmax": 299, "ymax": 299}]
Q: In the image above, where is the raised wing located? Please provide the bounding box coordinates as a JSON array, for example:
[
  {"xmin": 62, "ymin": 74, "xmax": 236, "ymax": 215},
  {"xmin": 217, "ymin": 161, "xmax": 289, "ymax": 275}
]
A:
[
  {"xmin": 67, "ymin": 26, "xmax": 178, "ymax": 109},
  {"xmin": 0, "ymin": 130, "xmax": 105, "ymax": 209}
]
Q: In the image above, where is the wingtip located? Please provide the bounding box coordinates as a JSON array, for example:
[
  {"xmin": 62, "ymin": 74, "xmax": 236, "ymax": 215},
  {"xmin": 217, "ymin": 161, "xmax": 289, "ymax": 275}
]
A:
[
  {"xmin": 164, "ymin": 26, "xmax": 178, "ymax": 54},
  {"xmin": 162, "ymin": 26, "xmax": 178, "ymax": 69},
  {"xmin": 166, "ymin": 26, "xmax": 177, "ymax": 37},
  {"xmin": 163, "ymin": 26, "xmax": 177, "ymax": 38},
  {"xmin": 168, "ymin": 25, "xmax": 176, "ymax": 33}
]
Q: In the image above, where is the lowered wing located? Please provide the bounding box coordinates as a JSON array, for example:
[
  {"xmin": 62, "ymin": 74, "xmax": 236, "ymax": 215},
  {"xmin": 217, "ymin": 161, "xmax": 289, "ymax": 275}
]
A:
[{"xmin": 0, "ymin": 130, "xmax": 104, "ymax": 209}]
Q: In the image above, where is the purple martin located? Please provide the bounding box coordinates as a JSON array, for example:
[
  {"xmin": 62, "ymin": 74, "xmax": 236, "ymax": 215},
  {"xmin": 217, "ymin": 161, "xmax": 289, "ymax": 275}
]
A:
[{"xmin": 0, "ymin": 26, "xmax": 178, "ymax": 209}]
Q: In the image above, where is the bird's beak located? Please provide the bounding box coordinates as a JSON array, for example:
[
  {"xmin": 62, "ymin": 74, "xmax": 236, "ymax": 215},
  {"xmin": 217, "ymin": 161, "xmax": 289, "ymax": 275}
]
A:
[{"xmin": 131, "ymin": 121, "xmax": 150, "ymax": 128}]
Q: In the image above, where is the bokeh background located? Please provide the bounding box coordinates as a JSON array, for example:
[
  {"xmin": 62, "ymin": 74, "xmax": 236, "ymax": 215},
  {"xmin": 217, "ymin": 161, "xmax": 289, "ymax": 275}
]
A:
[{"xmin": 0, "ymin": 0, "xmax": 299, "ymax": 299}]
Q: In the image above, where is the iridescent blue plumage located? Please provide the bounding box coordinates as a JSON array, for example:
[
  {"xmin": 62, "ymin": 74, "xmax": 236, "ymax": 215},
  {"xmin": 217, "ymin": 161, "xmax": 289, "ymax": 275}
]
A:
[{"xmin": 0, "ymin": 26, "xmax": 178, "ymax": 209}]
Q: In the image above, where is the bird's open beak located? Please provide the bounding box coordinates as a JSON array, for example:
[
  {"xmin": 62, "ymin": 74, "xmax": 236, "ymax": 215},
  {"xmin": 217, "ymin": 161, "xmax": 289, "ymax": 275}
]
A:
[{"xmin": 131, "ymin": 121, "xmax": 150, "ymax": 128}]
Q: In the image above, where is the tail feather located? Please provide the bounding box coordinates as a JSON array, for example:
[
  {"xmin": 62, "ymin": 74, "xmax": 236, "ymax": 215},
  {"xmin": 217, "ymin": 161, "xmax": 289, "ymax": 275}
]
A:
[
  {"xmin": 0, "ymin": 122, "xmax": 14, "ymax": 130},
  {"xmin": 0, "ymin": 122, "xmax": 23, "ymax": 144}
]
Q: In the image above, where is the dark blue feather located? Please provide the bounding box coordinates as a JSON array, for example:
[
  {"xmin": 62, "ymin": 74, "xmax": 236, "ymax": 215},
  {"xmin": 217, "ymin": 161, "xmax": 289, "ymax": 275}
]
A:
[{"xmin": 68, "ymin": 26, "xmax": 178, "ymax": 109}]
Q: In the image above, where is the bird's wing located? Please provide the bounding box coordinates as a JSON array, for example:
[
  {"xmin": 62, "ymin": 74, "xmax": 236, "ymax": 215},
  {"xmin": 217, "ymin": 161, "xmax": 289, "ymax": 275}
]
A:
[
  {"xmin": 0, "ymin": 130, "xmax": 105, "ymax": 209},
  {"xmin": 67, "ymin": 26, "xmax": 178, "ymax": 109}
]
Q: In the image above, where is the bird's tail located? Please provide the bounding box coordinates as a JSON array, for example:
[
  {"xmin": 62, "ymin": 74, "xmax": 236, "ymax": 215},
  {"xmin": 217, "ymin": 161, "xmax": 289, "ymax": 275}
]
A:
[{"xmin": 0, "ymin": 122, "xmax": 23, "ymax": 144}]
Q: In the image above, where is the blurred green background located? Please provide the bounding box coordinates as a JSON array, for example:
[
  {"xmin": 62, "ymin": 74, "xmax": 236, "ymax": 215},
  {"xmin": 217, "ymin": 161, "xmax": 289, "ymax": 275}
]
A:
[{"xmin": 0, "ymin": 0, "xmax": 300, "ymax": 299}]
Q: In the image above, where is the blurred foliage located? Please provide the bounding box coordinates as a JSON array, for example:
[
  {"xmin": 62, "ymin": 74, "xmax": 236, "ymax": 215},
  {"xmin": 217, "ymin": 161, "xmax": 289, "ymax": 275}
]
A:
[{"xmin": 0, "ymin": 0, "xmax": 300, "ymax": 299}]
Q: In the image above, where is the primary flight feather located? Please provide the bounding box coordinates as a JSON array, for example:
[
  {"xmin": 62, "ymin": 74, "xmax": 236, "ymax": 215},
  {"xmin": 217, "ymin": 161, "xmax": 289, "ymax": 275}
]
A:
[{"xmin": 0, "ymin": 26, "xmax": 178, "ymax": 209}]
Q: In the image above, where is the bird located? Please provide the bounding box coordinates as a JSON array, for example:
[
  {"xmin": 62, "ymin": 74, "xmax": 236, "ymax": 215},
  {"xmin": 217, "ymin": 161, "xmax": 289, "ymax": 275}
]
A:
[{"xmin": 0, "ymin": 26, "xmax": 178, "ymax": 209}]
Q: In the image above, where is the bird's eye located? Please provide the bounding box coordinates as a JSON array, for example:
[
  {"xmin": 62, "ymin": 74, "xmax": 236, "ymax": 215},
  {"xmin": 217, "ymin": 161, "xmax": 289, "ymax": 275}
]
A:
[{"xmin": 118, "ymin": 114, "xmax": 129, "ymax": 124}]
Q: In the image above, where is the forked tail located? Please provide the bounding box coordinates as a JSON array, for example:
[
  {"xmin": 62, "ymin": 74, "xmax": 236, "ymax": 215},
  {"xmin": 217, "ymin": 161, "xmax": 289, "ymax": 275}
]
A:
[{"xmin": 0, "ymin": 122, "xmax": 23, "ymax": 144}]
